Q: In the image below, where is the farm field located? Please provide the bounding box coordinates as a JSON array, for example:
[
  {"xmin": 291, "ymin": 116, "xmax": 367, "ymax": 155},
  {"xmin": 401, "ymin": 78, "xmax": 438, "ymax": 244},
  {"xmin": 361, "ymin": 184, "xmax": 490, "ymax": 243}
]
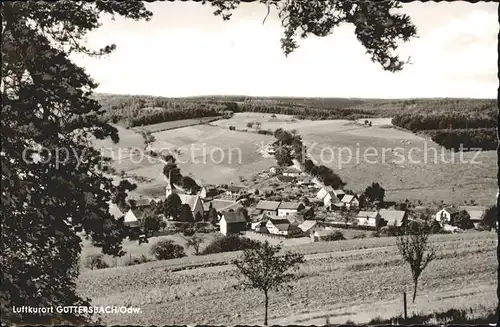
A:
[
  {"xmin": 76, "ymin": 231, "xmax": 497, "ymax": 325},
  {"xmin": 137, "ymin": 116, "xmax": 222, "ymax": 133},
  {"xmin": 91, "ymin": 123, "xmax": 275, "ymax": 197},
  {"xmin": 213, "ymin": 113, "xmax": 497, "ymax": 206}
]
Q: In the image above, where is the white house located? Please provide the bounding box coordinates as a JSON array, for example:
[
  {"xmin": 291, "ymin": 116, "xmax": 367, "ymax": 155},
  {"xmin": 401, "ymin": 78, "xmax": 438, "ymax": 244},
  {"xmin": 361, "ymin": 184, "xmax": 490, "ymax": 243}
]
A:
[
  {"xmin": 277, "ymin": 201, "xmax": 305, "ymax": 216},
  {"xmin": 435, "ymin": 207, "xmax": 460, "ymax": 226},
  {"xmin": 339, "ymin": 194, "xmax": 359, "ymax": 209},
  {"xmin": 108, "ymin": 202, "xmax": 125, "ymax": 220},
  {"xmin": 324, "ymin": 191, "xmax": 342, "ymax": 210},
  {"xmin": 298, "ymin": 220, "xmax": 324, "ymax": 235},
  {"xmin": 178, "ymin": 194, "xmax": 204, "ymax": 219},
  {"xmin": 283, "ymin": 167, "xmax": 301, "ymax": 178},
  {"xmin": 226, "ymin": 185, "xmax": 245, "ymax": 197},
  {"xmin": 123, "ymin": 209, "xmax": 141, "ymax": 228},
  {"xmin": 379, "ymin": 209, "xmax": 407, "ymax": 227},
  {"xmin": 355, "ymin": 211, "xmax": 380, "ymax": 228},
  {"xmin": 266, "ymin": 218, "xmax": 302, "ymax": 236},
  {"xmin": 316, "ymin": 186, "xmax": 334, "ymax": 200}
]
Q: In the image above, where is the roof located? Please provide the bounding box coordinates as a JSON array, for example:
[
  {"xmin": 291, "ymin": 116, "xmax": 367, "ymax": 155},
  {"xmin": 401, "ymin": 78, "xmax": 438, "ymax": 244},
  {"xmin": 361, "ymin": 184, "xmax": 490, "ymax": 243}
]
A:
[
  {"xmin": 333, "ymin": 189, "xmax": 345, "ymax": 196},
  {"xmin": 341, "ymin": 194, "xmax": 356, "ymax": 203},
  {"xmin": 222, "ymin": 211, "xmax": 247, "ymax": 224},
  {"xmin": 458, "ymin": 206, "xmax": 486, "ymax": 221},
  {"xmin": 284, "ymin": 167, "xmax": 301, "ymax": 174},
  {"xmin": 268, "ymin": 218, "xmax": 291, "ymax": 231},
  {"xmin": 209, "ymin": 199, "xmax": 237, "ymax": 211},
  {"xmin": 285, "ymin": 213, "xmax": 304, "ymax": 225},
  {"xmin": 108, "ymin": 202, "xmax": 125, "ymax": 220},
  {"xmin": 134, "ymin": 198, "xmax": 151, "ymax": 207},
  {"xmin": 178, "ymin": 194, "xmax": 201, "ymax": 212},
  {"xmin": 298, "ymin": 220, "xmax": 317, "ymax": 232},
  {"xmin": 314, "ymin": 230, "xmax": 334, "ymax": 237},
  {"xmin": 299, "ymin": 206, "xmax": 313, "ymax": 214},
  {"xmin": 379, "ymin": 209, "xmax": 406, "ymax": 226},
  {"xmin": 357, "ymin": 211, "xmax": 379, "ymax": 219},
  {"xmin": 440, "ymin": 206, "xmax": 459, "ymax": 215},
  {"xmin": 278, "ymin": 202, "xmax": 302, "ymax": 210},
  {"xmin": 227, "ymin": 185, "xmax": 245, "ymax": 193},
  {"xmin": 323, "ymin": 186, "xmax": 334, "ymax": 193},
  {"xmin": 256, "ymin": 200, "xmax": 281, "ymax": 211}
]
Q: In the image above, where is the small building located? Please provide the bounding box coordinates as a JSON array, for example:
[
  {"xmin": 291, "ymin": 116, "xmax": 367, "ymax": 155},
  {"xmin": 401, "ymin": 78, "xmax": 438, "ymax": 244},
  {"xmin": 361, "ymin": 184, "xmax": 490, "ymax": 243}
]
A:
[
  {"xmin": 355, "ymin": 211, "xmax": 380, "ymax": 229},
  {"xmin": 324, "ymin": 191, "xmax": 341, "ymax": 210},
  {"xmin": 266, "ymin": 218, "xmax": 302, "ymax": 236},
  {"xmin": 435, "ymin": 207, "xmax": 460, "ymax": 226},
  {"xmin": 256, "ymin": 200, "xmax": 281, "ymax": 216},
  {"xmin": 278, "ymin": 201, "xmax": 305, "ymax": 216},
  {"xmin": 123, "ymin": 209, "xmax": 141, "ymax": 228},
  {"xmin": 283, "ymin": 167, "xmax": 301, "ymax": 178},
  {"xmin": 311, "ymin": 230, "xmax": 335, "ymax": 242},
  {"xmin": 458, "ymin": 206, "xmax": 487, "ymax": 229},
  {"xmin": 339, "ymin": 194, "xmax": 359, "ymax": 209},
  {"xmin": 298, "ymin": 220, "xmax": 324, "ymax": 235},
  {"xmin": 226, "ymin": 185, "xmax": 245, "ymax": 197},
  {"xmin": 219, "ymin": 211, "xmax": 247, "ymax": 236},
  {"xmin": 199, "ymin": 186, "xmax": 208, "ymax": 199},
  {"xmin": 178, "ymin": 194, "xmax": 204, "ymax": 219},
  {"xmin": 379, "ymin": 209, "xmax": 408, "ymax": 228}
]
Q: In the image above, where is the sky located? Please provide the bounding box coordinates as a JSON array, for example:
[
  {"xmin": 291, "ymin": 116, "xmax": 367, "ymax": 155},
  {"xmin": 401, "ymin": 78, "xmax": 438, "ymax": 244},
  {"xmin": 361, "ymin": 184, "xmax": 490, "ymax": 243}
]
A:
[{"xmin": 72, "ymin": 1, "xmax": 499, "ymax": 99}]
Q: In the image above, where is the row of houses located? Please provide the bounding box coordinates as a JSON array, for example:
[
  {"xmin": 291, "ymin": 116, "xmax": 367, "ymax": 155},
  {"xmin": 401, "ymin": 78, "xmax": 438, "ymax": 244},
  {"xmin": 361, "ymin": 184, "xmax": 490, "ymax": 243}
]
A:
[{"xmin": 255, "ymin": 200, "xmax": 313, "ymax": 217}]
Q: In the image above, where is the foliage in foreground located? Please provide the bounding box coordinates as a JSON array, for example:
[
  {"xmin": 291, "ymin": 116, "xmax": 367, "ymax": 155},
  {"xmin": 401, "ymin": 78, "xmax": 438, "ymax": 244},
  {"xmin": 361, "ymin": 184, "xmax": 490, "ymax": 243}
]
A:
[
  {"xmin": 232, "ymin": 241, "xmax": 305, "ymax": 325},
  {"xmin": 149, "ymin": 240, "xmax": 186, "ymax": 260}
]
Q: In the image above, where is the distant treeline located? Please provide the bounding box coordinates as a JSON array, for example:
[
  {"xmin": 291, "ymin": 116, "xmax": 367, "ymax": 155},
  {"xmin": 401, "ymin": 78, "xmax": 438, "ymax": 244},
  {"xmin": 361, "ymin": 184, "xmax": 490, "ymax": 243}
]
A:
[
  {"xmin": 94, "ymin": 94, "xmax": 498, "ymax": 130},
  {"xmin": 391, "ymin": 100, "xmax": 497, "ymax": 151},
  {"xmin": 424, "ymin": 128, "xmax": 497, "ymax": 151}
]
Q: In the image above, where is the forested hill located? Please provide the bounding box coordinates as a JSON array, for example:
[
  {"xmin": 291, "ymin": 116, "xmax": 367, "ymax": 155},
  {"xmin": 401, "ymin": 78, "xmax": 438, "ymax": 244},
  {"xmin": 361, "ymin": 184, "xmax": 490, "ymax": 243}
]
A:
[{"xmin": 93, "ymin": 93, "xmax": 496, "ymax": 128}]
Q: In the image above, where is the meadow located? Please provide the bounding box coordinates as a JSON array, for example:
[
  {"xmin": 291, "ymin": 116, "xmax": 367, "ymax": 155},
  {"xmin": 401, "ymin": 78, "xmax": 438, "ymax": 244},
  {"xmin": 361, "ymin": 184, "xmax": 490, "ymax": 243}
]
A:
[
  {"xmin": 212, "ymin": 113, "xmax": 497, "ymax": 206},
  {"xmin": 76, "ymin": 231, "xmax": 497, "ymax": 325}
]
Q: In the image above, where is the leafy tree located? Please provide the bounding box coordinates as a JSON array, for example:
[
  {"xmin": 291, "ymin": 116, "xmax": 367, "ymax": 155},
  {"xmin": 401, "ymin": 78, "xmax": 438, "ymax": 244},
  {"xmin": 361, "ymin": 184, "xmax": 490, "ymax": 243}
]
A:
[
  {"xmin": 163, "ymin": 162, "xmax": 182, "ymax": 186},
  {"xmin": 182, "ymin": 176, "xmax": 201, "ymax": 194},
  {"xmin": 236, "ymin": 207, "xmax": 250, "ymax": 222},
  {"xmin": 164, "ymin": 193, "xmax": 182, "ymax": 220},
  {"xmin": 179, "ymin": 204, "xmax": 194, "ymax": 223},
  {"xmin": 141, "ymin": 214, "xmax": 162, "ymax": 236},
  {"xmin": 195, "ymin": 211, "xmax": 204, "ymax": 222},
  {"xmin": 1, "ymin": 1, "xmax": 150, "ymax": 324},
  {"xmin": 208, "ymin": 207, "xmax": 219, "ymax": 226},
  {"xmin": 201, "ymin": 234, "xmax": 259, "ymax": 255},
  {"xmin": 396, "ymin": 223, "xmax": 436, "ymax": 303},
  {"xmin": 482, "ymin": 205, "xmax": 497, "ymax": 230},
  {"xmin": 185, "ymin": 236, "xmax": 203, "ymax": 255},
  {"xmin": 149, "ymin": 240, "xmax": 186, "ymax": 260},
  {"xmin": 205, "ymin": 0, "xmax": 417, "ymax": 72},
  {"xmin": 324, "ymin": 231, "xmax": 346, "ymax": 241},
  {"xmin": 364, "ymin": 182, "xmax": 386, "ymax": 203},
  {"xmin": 275, "ymin": 146, "xmax": 293, "ymax": 167},
  {"xmin": 452, "ymin": 210, "xmax": 474, "ymax": 230},
  {"xmin": 232, "ymin": 241, "xmax": 305, "ymax": 325}
]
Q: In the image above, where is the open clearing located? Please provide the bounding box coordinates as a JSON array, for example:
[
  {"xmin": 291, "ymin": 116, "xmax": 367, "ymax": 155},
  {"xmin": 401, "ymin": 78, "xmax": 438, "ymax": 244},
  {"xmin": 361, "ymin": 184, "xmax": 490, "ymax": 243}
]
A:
[
  {"xmin": 77, "ymin": 231, "xmax": 497, "ymax": 325},
  {"xmin": 213, "ymin": 113, "xmax": 497, "ymax": 206},
  {"xmin": 92, "ymin": 114, "xmax": 496, "ymax": 205}
]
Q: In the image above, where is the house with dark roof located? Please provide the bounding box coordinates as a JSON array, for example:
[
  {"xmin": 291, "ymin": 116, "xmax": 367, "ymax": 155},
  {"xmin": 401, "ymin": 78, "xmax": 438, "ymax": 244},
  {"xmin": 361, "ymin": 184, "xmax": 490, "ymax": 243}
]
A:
[
  {"xmin": 256, "ymin": 200, "xmax": 281, "ymax": 216},
  {"xmin": 435, "ymin": 207, "xmax": 460, "ymax": 226},
  {"xmin": 178, "ymin": 194, "xmax": 204, "ymax": 219},
  {"xmin": 225, "ymin": 185, "xmax": 245, "ymax": 197},
  {"xmin": 278, "ymin": 201, "xmax": 305, "ymax": 216},
  {"xmin": 379, "ymin": 209, "xmax": 408, "ymax": 228},
  {"xmin": 219, "ymin": 211, "xmax": 247, "ymax": 236}
]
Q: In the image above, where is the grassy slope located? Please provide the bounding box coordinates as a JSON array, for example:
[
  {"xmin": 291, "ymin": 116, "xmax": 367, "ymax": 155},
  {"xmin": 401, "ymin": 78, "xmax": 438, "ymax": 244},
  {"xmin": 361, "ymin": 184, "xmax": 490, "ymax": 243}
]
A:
[{"xmin": 76, "ymin": 231, "xmax": 497, "ymax": 325}]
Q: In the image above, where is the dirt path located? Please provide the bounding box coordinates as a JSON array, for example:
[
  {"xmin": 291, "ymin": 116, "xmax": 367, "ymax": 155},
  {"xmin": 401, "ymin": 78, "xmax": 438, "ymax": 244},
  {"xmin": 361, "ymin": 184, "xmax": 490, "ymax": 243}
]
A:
[{"xmin": 266, "ymin": 282, "xmax": 496, "ymax": 325}]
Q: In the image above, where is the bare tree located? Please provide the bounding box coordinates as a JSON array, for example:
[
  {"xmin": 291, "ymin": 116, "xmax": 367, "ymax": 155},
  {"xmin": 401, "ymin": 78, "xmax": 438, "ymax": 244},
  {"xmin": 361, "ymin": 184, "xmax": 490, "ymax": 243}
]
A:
[
  {"xmin": 185, "ymin": 236, "xmax": 203, "ymax": 255},
  {"xmin": 232, "ymin": 241, "xmax": 305, "ymax": 325},
  {"xmin": 396, "ymin": 223, "xmax": 436, "ymax": 303}
]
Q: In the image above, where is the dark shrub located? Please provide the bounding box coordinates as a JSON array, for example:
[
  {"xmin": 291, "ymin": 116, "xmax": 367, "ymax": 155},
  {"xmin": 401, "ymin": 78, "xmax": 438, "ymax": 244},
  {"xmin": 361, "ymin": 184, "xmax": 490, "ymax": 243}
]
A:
[
  {"xmin": 201, "ymin": 234, "xmax": 260, "ymax": 255},
  {"xmin": 428, "ymin": 219, "xmax": 443, "ymax": 234},
  {"xmin": 150, "ymin": 240, "xmax": 186, "ymax": 260},
  {"xmin": 85, "ymin": 254, "xmax": 109, "ymax": 270},
  {"xmin": 183, "ymin": 228, "xmax": 195, "ymax": 237},
  {"xmin": 324, "ymin": 231, "xmax": 345, "ymax": 241},
  {"xmin": 124, "ymin": 254, "xmax": 152, "ymax": 266}
]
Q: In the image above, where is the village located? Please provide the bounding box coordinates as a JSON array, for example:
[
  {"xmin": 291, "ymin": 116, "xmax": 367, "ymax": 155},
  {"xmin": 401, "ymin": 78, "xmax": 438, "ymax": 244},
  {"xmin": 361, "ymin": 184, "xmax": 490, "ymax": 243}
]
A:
[{"xmin": 106, "ymin": 133, "xmax": 497, "ymax": 247}]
